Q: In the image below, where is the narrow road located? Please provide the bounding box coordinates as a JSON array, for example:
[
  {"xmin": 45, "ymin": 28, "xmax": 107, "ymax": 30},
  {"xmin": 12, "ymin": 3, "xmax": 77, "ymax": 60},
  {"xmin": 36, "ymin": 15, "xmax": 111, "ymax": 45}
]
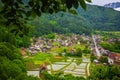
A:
[
  {"xmin": 86, "ymin": 62, "xmax": 90, "ymax": 77},
  {"xmin": 92, "ymin": 35, "xmax": 101, "ymax": 57}
]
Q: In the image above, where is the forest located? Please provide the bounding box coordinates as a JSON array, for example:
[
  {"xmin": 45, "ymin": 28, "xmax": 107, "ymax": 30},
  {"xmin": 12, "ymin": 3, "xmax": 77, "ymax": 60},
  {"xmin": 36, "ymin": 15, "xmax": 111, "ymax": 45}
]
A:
[{"xmin": 30, "ymin": 4, "xmax": 120, "ymax": 37}]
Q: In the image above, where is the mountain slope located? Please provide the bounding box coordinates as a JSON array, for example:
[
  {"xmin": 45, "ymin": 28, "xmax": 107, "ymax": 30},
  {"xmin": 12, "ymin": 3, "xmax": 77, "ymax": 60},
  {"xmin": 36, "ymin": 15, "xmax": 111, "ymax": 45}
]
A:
[
  {"xmin": 30, "ymin": 4, "xmax": 120, "ymax": 37},
  {"xmin": 104, "ymin": 2, "xmax": 120, "ymax": 8},
  {"xmin": 77, "ymin": 4, "xmax": 120, "ymax": 31},
  {"xmin": 30, "ymin": 13, "xmax": 92, "ymax": 37},
  {"xmin": 104, "ymin": 2, "xmax": 120, "ymax": 11}
]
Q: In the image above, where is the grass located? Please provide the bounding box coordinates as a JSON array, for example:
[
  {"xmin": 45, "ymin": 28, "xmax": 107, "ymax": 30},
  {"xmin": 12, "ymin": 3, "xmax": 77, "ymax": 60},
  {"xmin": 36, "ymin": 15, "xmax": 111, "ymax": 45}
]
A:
[
  {"xmin": 25, "ymin": 61, "xmax": 40, "ymax": 70},
  {"xmin": 96, "ymin": 31, "xmax": 120, "ymax": 38},
  {"xmin": 72, "ymin": 44, "xmax": 85, "ymax": 50},
  {"xmin": 89, "ymin": 62, "xmax": 97, "ymax": 75},
  {"xmin": 48, "ymin": 46, "xmax": 68, "ymax": 54},
  {"xmin": 75, "ymin": 58, "xmax": 82, "ymax": 65},
  {"xmin": 52, "ymin": 42, "xmax": 60, "ymax": 46},
  {"xmin": 24, "ymin": 53, "xmax": 54, "ymax": 70},
  {"xmin": 50, "ymin": 57, "xmax": 66, "ymax": 63},
  {"xmin": 33, "ymin": 53, "xmax": 53, "ymax": 61},
  {"xmin": 48, "ymin": 43, "xmax": 86, "ymax": 56},
  {"xmin": 24, "ymin": 52, "xmax": 68, "ymax": 70}
]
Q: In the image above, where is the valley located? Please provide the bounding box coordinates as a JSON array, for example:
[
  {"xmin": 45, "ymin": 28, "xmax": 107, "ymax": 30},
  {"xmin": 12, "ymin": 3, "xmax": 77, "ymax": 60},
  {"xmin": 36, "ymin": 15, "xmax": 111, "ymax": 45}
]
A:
[
  {"xmin": 1, "ymin": 0, "xmax": 120, "ymax": 80},
  {"xmin": 25, "ymin": 32, "xmax": 120, "ymax": 79}
]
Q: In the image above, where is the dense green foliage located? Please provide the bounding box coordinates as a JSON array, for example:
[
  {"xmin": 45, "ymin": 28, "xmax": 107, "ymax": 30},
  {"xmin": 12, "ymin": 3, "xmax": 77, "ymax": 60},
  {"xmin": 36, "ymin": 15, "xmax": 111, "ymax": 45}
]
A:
[
  {"xmin": 42, "ymin": 71, "xmax": 86, "ymax": 80},
  {"xmin": 0, "ymin": 0, "xmax": 90, "ymax": 34},
  {"xmin": 90, "ymin": 64, "xmax": 120, "ymax": 80},
  {"xmin": 0, "ymin": 57, "xmax": 25, "ymax": 80},
  {"xmin": 0, "ymin": 42, "xmax": 40, "ymax": 80},
  {"xmin": 95, "ymin": 31, "xmax": 120, "ymax": 38},
  {"xmin": 95, "ymin": 31, "xmax": 120, "ymax": 54},
  {"xmin": 78, "ymin": 5, "xmax": 120, "ymax": 31},
  {"xmin": 0, "ymin": 42, "xmax": 22, "ymax": 60},
  {"xmin": 100, "ymin": 41, "xmax": 120, "ymax": 53},
  {"xmin": 90, "ymin": 54, "xmax": 97, "ymax": 62},
  {"xmin": 29, "ymin": 4, "xmax": 120, "ymax": 37},
  {"xmin": 99, "ymin": 56, "xmax": 108, "ymax": 63},
  {"xmin": 1, "ymin": 0, "xmax": 119, "ymax": 38},
  {"xmin": 65, "ymin": 48, "xmax": 83, "ymax": 57},
  {"xmin": 30, "ymin": 13, "xmax": 92, "ymax": 37},
  {"xmin": 0, "ymin": 26, "xmax": 31, "ymax": 48}
]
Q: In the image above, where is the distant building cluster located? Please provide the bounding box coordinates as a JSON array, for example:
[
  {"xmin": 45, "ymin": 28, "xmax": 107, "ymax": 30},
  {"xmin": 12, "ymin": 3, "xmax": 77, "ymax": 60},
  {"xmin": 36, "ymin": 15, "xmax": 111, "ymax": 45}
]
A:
[
  {"xmin": 27, "ymin": 34, "xmax": 90, "ymax": 55},
  {"xmin": 90, "ymin": 35, "xmax": 120, "ymax": 65}
]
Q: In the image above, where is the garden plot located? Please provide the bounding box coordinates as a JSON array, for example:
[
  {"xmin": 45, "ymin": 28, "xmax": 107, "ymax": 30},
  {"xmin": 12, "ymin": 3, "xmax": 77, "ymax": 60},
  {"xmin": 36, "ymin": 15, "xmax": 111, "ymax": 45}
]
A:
[
  {"xmin": 47, "ymin": 58, "xmax": 89, "ymax": 78},
  {"xmin": 27, "ymin": 71, "xmax": 39, "ymax": 77},
  {"xmin": 64, "ymin": 62, "xmax": 87, "ymax": 77},
  {"xmin": 54, "ymin": 62, "xmax": 70, "ymax": 65},
  {"xmin": 47, "ymin": 64, "xmax": 66, "ymax": 71}
]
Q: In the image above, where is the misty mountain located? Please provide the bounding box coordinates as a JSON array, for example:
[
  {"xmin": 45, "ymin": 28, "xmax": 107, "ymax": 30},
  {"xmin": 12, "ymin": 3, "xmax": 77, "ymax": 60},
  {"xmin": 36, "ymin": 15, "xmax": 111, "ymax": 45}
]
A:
[
  {"xmin": 104, "ymin": 2, "xmax": 120, "ymax": 8},
  {"xmin": 104, "ymin": 2, "xmax": 120, "ymax": 11}
]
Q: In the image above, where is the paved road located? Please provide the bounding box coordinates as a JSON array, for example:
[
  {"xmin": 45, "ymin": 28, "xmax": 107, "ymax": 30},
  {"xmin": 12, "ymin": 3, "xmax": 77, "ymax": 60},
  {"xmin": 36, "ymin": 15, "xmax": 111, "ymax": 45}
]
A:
[{"xmin": 92, "ymin": 35, "xmax": 101, "ymax": 57}]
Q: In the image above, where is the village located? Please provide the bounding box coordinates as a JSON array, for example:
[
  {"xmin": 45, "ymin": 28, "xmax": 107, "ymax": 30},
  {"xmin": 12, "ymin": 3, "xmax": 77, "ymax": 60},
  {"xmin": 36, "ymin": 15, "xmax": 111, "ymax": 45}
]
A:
[
  {"xmin": 27, "ymin": 33, "xmax": 91, "ymax": 55},
  {"xmin": 25, "ymin": 33, "xmax": 92, "ymax": 78},
  {"xmin": 26, "ymin": 33, "xmax": 120, "ymax": 78},
  {"xmin": 90, "ymin": 34, "xmax": 120, "ymax": 65},
  {"xmin": 26, "ymin": 33, "xmax": 120, "ymax": 66}
]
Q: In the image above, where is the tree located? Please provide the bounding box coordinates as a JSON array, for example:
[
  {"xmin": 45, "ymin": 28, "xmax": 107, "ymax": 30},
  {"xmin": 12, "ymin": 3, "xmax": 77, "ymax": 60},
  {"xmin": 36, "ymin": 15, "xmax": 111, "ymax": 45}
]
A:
[
  {"xmin": 83, "ymin": 47, "xmax": 91, "ymax": 54},
  {"xmin": 0, "ymin": 57, "xmax": 24, "ymax": 80},
  {"xmin": 13, "ymin": 59, "xmax": 26, "ymax": 72},
  {"xmin": 0, "ymin": 0, "xmax": 91, "ymax": 34},
  {"xmin": 90, "ymin": 54, "xmax": 97, "ymax": 62},
  {"xmin": 76, "ymin": 48, "xmax": 82, "ymax": 57},
  {"xmin": 0, "ymin": 42, "xmax": 22, "ymax": 60},
  {"xmin": 90, "ymin": 64, "xmax": 120, "ymax": 80},
  {"xmin": 0, "ymin": 57, "xmax": 40, "ymax": 80},
  {"xmin": 42, "ymin": 71, "xmax": 86, "ymax": 80},
  {"xmin": 99, "ymin": 56, "xmax": 108, "ymax": 63}
]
